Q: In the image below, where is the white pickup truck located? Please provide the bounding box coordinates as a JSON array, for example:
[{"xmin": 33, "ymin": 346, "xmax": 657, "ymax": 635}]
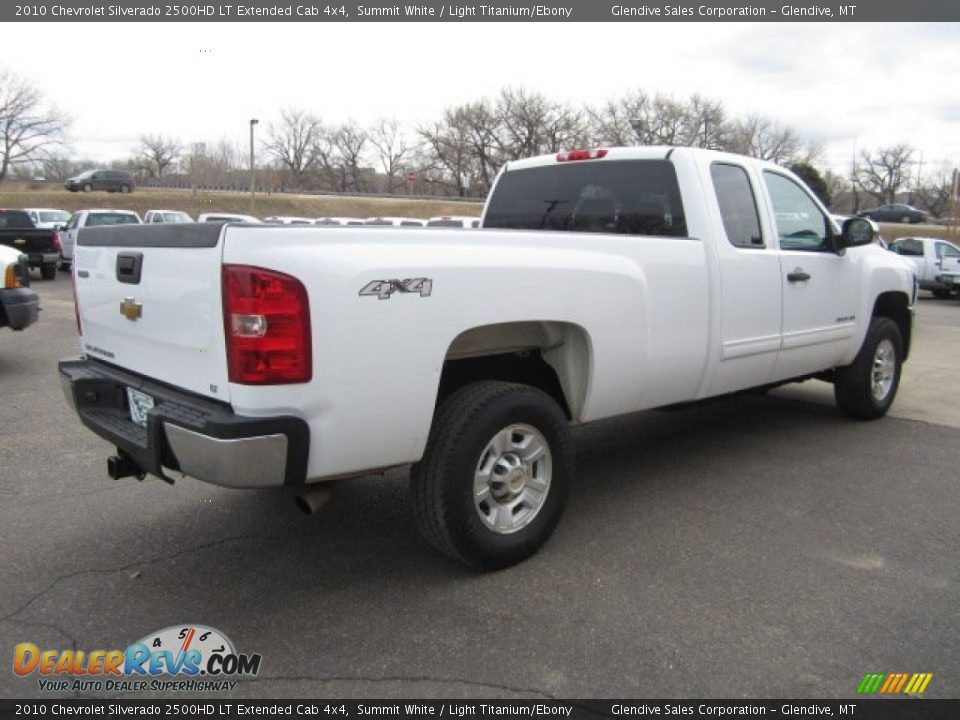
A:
[
  {"xmin": 939, "ymin": 251, "xmax": 960, "ymax": 292},
  {"xmin": 59, "ymin": 147, "xmax": 916, "ymax": 569}
]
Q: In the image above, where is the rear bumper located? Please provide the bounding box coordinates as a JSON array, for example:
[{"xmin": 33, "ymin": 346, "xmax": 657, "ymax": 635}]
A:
[
  {"xmin": 0, "ymin": 287, "xmax": 40, "ymax": 330},
  {"xmin": 27, "ymin": 252, "xmax": 58, "ymax": 267},
  {"xmin": 58, "ymin": 358, "xmax": 309, "ymax": 488}
]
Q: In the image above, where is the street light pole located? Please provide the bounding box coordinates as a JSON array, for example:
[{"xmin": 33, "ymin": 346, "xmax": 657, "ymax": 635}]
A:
[{"xmin": 249, "ymin": 118, "xmax": 259, "ymax": 216}]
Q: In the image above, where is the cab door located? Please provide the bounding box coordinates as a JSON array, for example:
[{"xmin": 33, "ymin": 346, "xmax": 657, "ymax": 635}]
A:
[
  {"xmin": 762, "ymin": 171, "xmax": 861, "ymax": 381},
  {"xmin": 706, "ymin": 161, "xmax": 783, "ymax": 396}
]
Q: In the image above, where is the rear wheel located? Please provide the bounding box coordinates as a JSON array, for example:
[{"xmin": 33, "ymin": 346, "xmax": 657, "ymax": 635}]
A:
[
  {"xmin": 834, "ymin": 317, "xmax": 902, "ymax": 420},
  {"xmin": 40, "ymin": 263, "xmax": 56, "ymax": 280},
  {"xmin": 410, "ymin": 381, "xmax": 573, "ymax": 570}
]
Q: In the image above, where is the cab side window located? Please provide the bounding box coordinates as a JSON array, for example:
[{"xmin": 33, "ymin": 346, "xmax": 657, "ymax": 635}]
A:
[
  {"xmin": 763, "ymin": 171, "xmax": 831, "ymax": 252},
  {"xmin": 890, "ymin": 239, "xmax": 923, "ymax": 256},
  {"xmin": 711, "ymin": 163, "xmax": 763, "ymax": 248},
  {"xmin": 935, "ymin": 242, "xmax": 959, "ymax": 259}
]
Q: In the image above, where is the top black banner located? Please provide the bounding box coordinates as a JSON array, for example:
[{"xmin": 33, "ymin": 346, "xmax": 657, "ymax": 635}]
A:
[{"xmin": 6, "ymin": 0, "xmax": 960, "ymax": 22}]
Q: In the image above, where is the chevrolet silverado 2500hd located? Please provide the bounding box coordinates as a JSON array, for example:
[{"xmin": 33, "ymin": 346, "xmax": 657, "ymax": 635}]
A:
[{"xmin": 59, "ymin": 147, "xmax": 916, "ymax": 569}]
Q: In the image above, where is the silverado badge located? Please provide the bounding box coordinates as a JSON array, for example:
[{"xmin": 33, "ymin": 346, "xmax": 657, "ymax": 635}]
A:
[{"xmin": 120, "ymin": 297, "xmax": 142, "ymax": 321}]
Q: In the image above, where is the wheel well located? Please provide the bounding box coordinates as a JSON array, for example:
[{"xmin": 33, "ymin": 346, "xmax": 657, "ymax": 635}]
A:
[
  {"xmin": 437, "ymin": 352, "xmax": 571, "ymax": 419},
  {"xmin": 872, "ymin": 291, "xmax": 912, "ymax": 360},
  {"xmin": 437, "ymin": 321, "xmax": 592, "ymax": 420}
]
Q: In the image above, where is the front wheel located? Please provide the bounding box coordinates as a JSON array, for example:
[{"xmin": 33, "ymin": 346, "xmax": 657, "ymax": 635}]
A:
[
  {"xmin": 932, "ymin": 288, "xmax": 952, "ymax": 299},
  {"xmin": 82, "ymin": 183, "xmax": 92, "ymax": 193},
  {"xmin": 120, "ymin": 184, "xmax": 131, "ymax": 193},
  {"xmin": 410, "ymin": 381, "xmax": 573, "ymax": 570},
  {"xmin": 834, "ymin": 317, "xmax": 903, "ymax": 420}
]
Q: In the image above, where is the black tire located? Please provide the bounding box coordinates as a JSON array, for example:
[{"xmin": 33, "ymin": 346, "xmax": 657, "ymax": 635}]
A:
[
  {"xmin": 834, "ymin": 317, "xmax": 902, "ymax": 420},
  {"xmin": 57, "ymin": 253, "xmax": 70, "ymax": 272},
  {"xmin": 40, "ymin": 263, "xmax": 56, "ymax": 280},
  {"xmin": 82, "ymin": 183, "xmax": 92, "ymax": 193},
  {"xmin": 120, "ymin": 184, "xmax": 131, "ymax": 193},
  {"xmin": 932, "ymin": 288, "xmax": 951, "ymax": 299},
  {"xmin": 410, "ymin": 381, "xmax": 573, "ymax": 570}
]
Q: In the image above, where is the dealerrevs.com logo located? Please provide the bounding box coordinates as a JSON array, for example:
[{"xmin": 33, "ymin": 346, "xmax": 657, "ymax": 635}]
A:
[{"xmin": 14, "ymin": 624, "xmax": 261, "ymax": 693}]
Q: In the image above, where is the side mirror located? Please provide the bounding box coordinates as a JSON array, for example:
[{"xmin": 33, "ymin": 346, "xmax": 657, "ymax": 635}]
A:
[{"xmin": 837, "ymin": 217, "xmax": 875, "ymax": 250}]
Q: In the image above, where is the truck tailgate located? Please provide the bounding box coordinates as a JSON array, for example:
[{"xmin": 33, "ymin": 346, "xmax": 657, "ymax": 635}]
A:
[{"xmin": 74, "ymin": 223, "xmax": 230, "ymax": 403}]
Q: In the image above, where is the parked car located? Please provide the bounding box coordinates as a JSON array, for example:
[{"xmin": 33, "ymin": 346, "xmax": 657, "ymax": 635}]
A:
[
  {"xmin": 888, "ymin": 236, "xmax": 960, "ymax": 297},
  {"xmin": 426, "ymin": 216, "xmax": 481, "ymax": 228},
  {"xmin": 60, "ymin": 209, "xmax": 142, "ymax": 271},
  {"xmin": 858, "ymin": 204, "xmax": 928, "ymax": 224},
  {"xmin": 60, "ymin": 146, "xmax": 915, "ymax": 570},
  {"xmin": 0, "ymin": 245, "xmax": 38, "ymax": 331},
  {"xmin": 197, "ymin": 213, "xmax": 262, "ymax": 224},
  {"xmin": 264, "ymin": 216, "xmax": 314, "ymax": 225},
  {"xmin": 314, "ymin": 217, "xmax": 365, "ymax": 226},
  {"xmin": 144, "ymin": 210, "xmax": 194, "ymax": 224},
  {"xmin": 0, "ymin": 209, "xmax": 61, "ymax": 279},
  {"xmin": 64, "ymin": 170, "xmax": 136, "ymax": 194},
  {"xmin": 24, "ymin": 208, "xmax": 71, "ymax": 230},
  {"xmin": 364, "ymin": 217, "xmax": 426, "ymax": 227}
]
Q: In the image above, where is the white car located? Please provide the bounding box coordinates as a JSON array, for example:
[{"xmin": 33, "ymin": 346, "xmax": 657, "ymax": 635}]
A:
[
  {"xmin": 24, "ymin": 208, "xmax": 71, "ymax": 230},
  {"xmin": 197, "ymin": 213, "xmax": 263, "ymax": 224},
  {"xmin": 314, "ymin": 217, "xmax": 365, "ymax": 226},
  {"xmin": 888, "ymin": 236, "xmax": 960, "ymax": 297},
  {"xmin": 264, "ymin": 216, "xmax": 314, "ymax": 225},
  {"xmin": 61, "ymin": 146, "xmax": 914, "ymax": 569},
  {"xmin": 144, "ymin": 210, "xmax": 194, "ymax": 224},
  {"xmin": 60, "ymin": 209, "xmax": 142, "ymax": 270},
  {"xmin": 364, "ymin": 217, "xmax": 426, "ymax": 227},
  {"xmin": 426, "ymin": 216, "xmax": 481, "ymax": 229}
]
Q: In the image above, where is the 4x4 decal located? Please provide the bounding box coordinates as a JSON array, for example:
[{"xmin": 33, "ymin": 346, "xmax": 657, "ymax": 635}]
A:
[{"xmin": 359, "ymin": 278, "xmax": 433, "ymax": 300}]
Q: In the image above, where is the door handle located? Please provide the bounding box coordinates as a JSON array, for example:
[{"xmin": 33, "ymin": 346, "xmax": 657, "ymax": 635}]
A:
[{"xmin": 787, "ymin": 269, "xmax": 811, "ymax": 283}]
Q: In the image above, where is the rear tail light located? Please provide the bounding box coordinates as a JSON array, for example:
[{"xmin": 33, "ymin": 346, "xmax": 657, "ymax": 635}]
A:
[
  {"xmin": 556, "ymin": 148, "xmax": 608, "ymax": 162},
  {"xmin": 51, "ymin": 231, "xmax": 61, "ymax": 253},
  {"xmin": 222, "ymin": 264, "xmax": 312, "ymax": 385}
]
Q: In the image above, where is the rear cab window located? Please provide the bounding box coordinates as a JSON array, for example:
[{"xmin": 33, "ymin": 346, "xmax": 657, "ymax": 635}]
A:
[
  {"xmin": 0, "ymin": 210, "xmax": 35, "ymax": 229},
  {"xmin": 483, "ymin": 159, "xmax": 687, "ymax": 237},
  {"xmin": 85, "ymin": 213, "xmax": 139, "ymax": 227},
  {"xmin": 711, "ymin": 163, "xmax": 764, "ymax": 248}
]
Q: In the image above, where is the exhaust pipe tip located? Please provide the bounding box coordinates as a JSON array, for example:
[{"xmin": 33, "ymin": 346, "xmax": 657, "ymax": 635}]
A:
[{"xmin": 295, "ymin": 485, "xmax": 334, "ymax": 515}]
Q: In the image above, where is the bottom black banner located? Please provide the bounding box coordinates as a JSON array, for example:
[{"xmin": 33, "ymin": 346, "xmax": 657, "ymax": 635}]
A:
[{"xmin": 0, "ymin": 700, "xmax": 957, "ymax": 720}]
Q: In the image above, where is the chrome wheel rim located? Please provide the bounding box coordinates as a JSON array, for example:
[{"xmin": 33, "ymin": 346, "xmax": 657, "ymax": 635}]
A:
[
  {"xmin": 871, "ymin": 338, "xmax": 896, "ymax": 402},
  {"xmin": 473, "ymin": 423, "xmax": 552, "ymax": 535}
]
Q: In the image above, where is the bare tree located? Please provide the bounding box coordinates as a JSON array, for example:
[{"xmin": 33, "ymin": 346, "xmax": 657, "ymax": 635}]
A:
[
  {"xmin": 330, "ymin": 122, "xmax": 368, "ymax": 192},
  {"xmin": 417, "ymin": 119, "xmax": 474, "ymax": 197},
  {"xmin": 496, "ymin": 87, "xmax": 586, "ymax": 160},
  {"xmin": 264, "ymin": 109, "xmax": 324, "ymax": 189},
  {"xmin": 0, "ymin": 68, "xmax": 70, "ymax": 184},
  {"xmin": 856, "ymin": 144, "xmax": 914, "ymax": 204},
  {"xmin": 368, "ymin": 118, "xmax": 410, "ymax": 193},
  {"xmin": 138, "ymin": 133, "xmax": 182, "ymax": 179},
  {"xmin": 913, "ymin": 161, "xmax": 955, "ymax": 218},
  {"xmin": 726, "ymin": 114, "xmax": 802, "ymax": 163}
]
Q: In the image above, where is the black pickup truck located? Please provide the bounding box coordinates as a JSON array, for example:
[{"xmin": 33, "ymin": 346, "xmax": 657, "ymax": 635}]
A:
[{"xmin": 0, "ymin": 209, "xmax": 61, "ymax": 280}]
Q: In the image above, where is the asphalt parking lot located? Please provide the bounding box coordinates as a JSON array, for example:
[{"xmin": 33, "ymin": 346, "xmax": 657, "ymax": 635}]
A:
[{"xmin": 1, "ymin": 277, "xmax": 958, "ymax": 699}]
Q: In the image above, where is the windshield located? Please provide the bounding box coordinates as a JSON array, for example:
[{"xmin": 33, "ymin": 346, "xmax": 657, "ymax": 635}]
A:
[
  {"xmin": 86, "ymin": 213, "xmax": 139, "ymax": 227},
  {"xmin": 484, "ymin": 159, "xmax": 687, "ymax": 237},
  {"xmin": 75, "ymin": 170, "xmax": 95, "ymax": 179}
]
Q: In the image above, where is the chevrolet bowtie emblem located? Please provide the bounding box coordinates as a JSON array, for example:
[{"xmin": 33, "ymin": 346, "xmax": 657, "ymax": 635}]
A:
[{"xmin": 120, "ymin": 297, "xmax": 142, "ymax": 321}]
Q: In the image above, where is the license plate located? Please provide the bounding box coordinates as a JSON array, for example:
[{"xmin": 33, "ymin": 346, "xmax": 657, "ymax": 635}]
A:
[{"xmin": 126, "ymin": 387, "xmax": 155, "ymax": 428}]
